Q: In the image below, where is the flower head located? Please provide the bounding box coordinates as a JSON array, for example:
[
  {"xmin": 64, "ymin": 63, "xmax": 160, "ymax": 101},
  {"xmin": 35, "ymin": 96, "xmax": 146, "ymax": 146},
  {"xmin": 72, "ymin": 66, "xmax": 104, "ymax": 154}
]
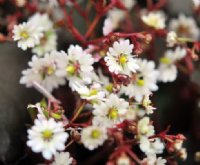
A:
[
  {"xmin": 105, "ymin": 39, "xmax": 139, "ymax": 75},
  {"xmin": 27, "ymin": 118, "xmax": 68, "ymax": 160},
  {"xmin": 51, "ymin": 152, "xmax": 73, "ymax": 165},
  {"xmin": 81, "ymin": 125, "xmax": 107, "ymax": 150},
  {"xmin": 13, "ymin": 22, "xmax": 43, "ymax": 50}
]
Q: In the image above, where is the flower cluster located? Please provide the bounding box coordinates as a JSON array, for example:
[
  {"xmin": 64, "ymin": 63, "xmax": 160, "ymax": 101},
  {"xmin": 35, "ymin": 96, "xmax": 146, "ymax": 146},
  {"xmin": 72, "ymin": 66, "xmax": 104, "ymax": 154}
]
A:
[{"xmin": 6, "ymin": 0, "xmax": 200, "ymax": 164}]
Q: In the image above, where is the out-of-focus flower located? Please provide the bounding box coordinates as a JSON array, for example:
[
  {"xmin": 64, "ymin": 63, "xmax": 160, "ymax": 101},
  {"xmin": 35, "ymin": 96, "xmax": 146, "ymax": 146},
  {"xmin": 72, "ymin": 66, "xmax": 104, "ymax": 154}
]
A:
[
  {"xmin": 166, "ymin": 31, "xmax": 178, "ymax": 47},
  {"xmin": 92, "ymin": 94, "xmax": 129, "ymax": 128},
  {"xmin": 81, "ymin": 125, "xmax": 107, "ymax": 150},
  {"xmin": 27, "ymin": 118, "xmax": 68, "ymax": 160},
  {"xmin": 142, "ymin": 94, "xmax": 156, "ymax": 114},
  {"xmin": 29, "ymin": 13, "xmax": 53, "ymax": 32},
  {"xmin": 141, "ymin": 11, "xmax": 166, "ymax": 29},
  {"xmin": 51, "ymin": 152, "xmax": 73, "ymax": 165},
  {"xmin": 169, "ymin": 14, "xmax": 199, "ymax": 40},
  {"xmin": 193, "ymin": 0, "xmax": 200, "ymax": 8},
  {"xmin": 142, "ymin": 154, "xmax": 167, "ymax": 165},
  {"xmin": 178, "ymin": 148, "xmax": 187, "ymax": 160},
  {"xmin": 55, "ymin": 45, "xmax": 94, "ymax": 91},
  {"xmin": 105, "ymin": 39, "xmax": 139, "ymax": 75},
  {"xmin": 137, "ymin": 117, "xmax": 155, "ymax": 137},
  {"xmin": 15, "ymin": 0, "xmax": 26, "ymax": 7},
  {"xmin": 20, "ymin": 51, "xmax": 66, "ymax": 92},
  {"xmin": 158, "ymin": 47, "xmax": 187, "ymax": 83},
  {"xmin": 103, "ymin": 18, "xmax": 114, "ymax": 36},
  {"xmin": 13, "ymin": 22, "xmax": 43, "ymax": 50},
  {"xmin": 140, "ymin": 137, "xmax": 165, "ymax": 155},
  {"xmin": 121, "ymin": 59, "xmax": 158, "ymax": 101},
  {"xmin": 116, "ymin": 154, "xmax": 131, "ymax": 165}
]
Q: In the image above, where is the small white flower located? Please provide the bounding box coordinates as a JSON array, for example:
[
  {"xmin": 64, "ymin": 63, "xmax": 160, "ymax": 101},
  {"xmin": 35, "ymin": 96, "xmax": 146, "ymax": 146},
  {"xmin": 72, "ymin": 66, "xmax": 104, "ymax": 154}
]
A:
[
  {"xmin": 93, "ymin": 94, "xmax": 129, "ymax": 128},
  {"xmin": 73, "ymin": 81, "xmax": 106, "ymax": 101},
  {"xmin": 20, "ymin": 51, "xmax": 66, "ymax": 92},
  {"xmin": 29, "ymin": 13, "xmax": 53, "ymax": 32},
  {"xmin": 158, "ymin": 47, "xmax": 187, "ymax": 83},
  {"xmin": 137, "ymin": 117, "xmax": 155, "ymax": 137},
  {"xmin": 142, "ymin": 154, "xmax": 167, "ymax": 165},
  {"xmin": 27, "ymin": 118, "xmax": 68, "ymax": 160},
  {"xmin": 116, "ymin": 154, "xmax": 131, "ymax": 165},
  {"xmin": 169, "ymin": 14, "xmax": 199, "ymax": 40},
  {"xmin": 105, "ymin": 39, "xmax": 139, "ymax": 75},
  {"xmin": 81, "ymin": 125, "xmax": 107, "ymax": 150},
  {"xmin": 141, "ymin": 10, "xmax": 166, "ymax": 29},
  {"xmin": 166, "ymin": 31, "xmax": 177, "ymax": 47},
  {"xmin": 139, "ymin": 137, "xmax": 165, "ymax": 155},
  {"xmin": 179, "ymin": 148, "xmax": 187, "ymax": 160},
  {"xmin": 142, "ymin": 94, "xmax": 156, "ymax": 115},
  {"xmin": 193, "ymin": 0, "xmax": 200, "ymax": 8},
  {"xmin": 32, "ymin": 30, "xmax": 57, "ymax": 56},
  {"xmin": 103, "ymin": 18, "xmax": 114, "ymax": 36},
  {"xmin": 121, "ymin": 0, "xmax": 136, "ymax": 10},
  {"xmin": 121, "ymin": 59, "xmax": 158, "ymax": 101},
  {"xmin": 15, "ymin": 0, "xmax": 26, "ymax": 7},
  {"xmin": 51, "ymin": 152, "xmax": 73, "ymax": 165},
  {"xmin": 13, "ymin": 22, "xmax": 43, "ymax": 50},
  {"xmin": 55, "ymin": 45, "xmax": 94, "ymax": 91}
]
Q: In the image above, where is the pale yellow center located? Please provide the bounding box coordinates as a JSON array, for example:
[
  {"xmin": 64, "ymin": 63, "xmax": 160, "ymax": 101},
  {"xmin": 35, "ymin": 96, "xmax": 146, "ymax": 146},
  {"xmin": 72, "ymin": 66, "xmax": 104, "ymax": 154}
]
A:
[
  {"xmin": 108, "ymin": 108, "xmax": 118, "ymax": 120},
  {"xmin": 119, "ymin": 54, "xmax": 127, "ymax": 65},
  {"xmin": 42, "ymin": 130, "xmax": 53, "ymax": 140},
  {"xmin": 20, "ymin": 31, "xmax": 29, "ymax": 39},
  {"xmin": 160, "ymin": 57, "xmax": 171, "ymax": 64},
  {"xmin": 91, "ymin": 129, "xmax": 101, "ymax": 139},
  {"xmin": 66, "ymin": 65, "xmax": 76, "ymax": 75},
  {"xmin": 105, "ymin": 84, "xmax": 113, "ymax": 92}
]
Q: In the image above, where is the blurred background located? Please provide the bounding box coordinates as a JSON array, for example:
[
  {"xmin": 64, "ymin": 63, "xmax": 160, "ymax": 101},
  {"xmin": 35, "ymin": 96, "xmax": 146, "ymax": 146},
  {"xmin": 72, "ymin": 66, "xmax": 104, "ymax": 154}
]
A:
[{"xmin": 0, "ymin": 0, "xmax": 200, "ymax": 164}]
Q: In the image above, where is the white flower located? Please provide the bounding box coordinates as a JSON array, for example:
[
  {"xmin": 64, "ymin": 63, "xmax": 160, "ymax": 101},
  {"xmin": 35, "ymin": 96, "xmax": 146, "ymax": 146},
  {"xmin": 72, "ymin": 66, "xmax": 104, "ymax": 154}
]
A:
[
  {"xmin": 193, "ymin": 0, "xmax": 200, "ymax": 8},
  {"xmin": 51, "ymin": 152, "xmax": 73, "ymax": 165},
  {"xmin": 13, "ymin": 22, "xmax": 43, "ymax": 50},
  {"xmin": 103, "ymin": 18, "xmax": 114, "ymax": 36},
  {"xmin": 105, "ymin": 39, "xmax": 139, "ymax": 75},
  {"xmin": 141, "ymin": 10, "xmax": 166, "ymax": 29},
  {"xmin": 16, "ymin": 0, "xmax": 26, "ymax": 7},
  {"xmin": 121, "ymin": 59, "xmax": 158, "ymax": 101},
  {"xmin": 55, "ymin": 45, "xmax": 94, "ymax": 91},
  {"xmin": 27, "ymin": 118, "xmax": 68, "ymax": 160},
  {"xmin": 166, "ymin": 31, "xmax": 177, "ymax": 47},
  {"xmin": 142, "ymin": 94, "xmax": 156, "ymax": 114},
  {"xmin": 121, "ymin": 0, "xmax": 136, "ymax": 10},
  {"xmin": 142, "ymin": 154, "xmax": 167, "ymax": 165},
  {"xmin": 179, "ymin": 148, "xmax": 187, "ymax": 160},
  {"xmin": 92, "ymin": 94, "xmax": 129, "ymax": 128},
  {"xmin": 117, "ymin": 154, "xmax": 131, "ymax": 165},
  {"xmin": 32, "ymin": 30, "xmax": 57, "ymax": 56},
  {"xmin": 29, "ymin": 13, "xmax": 53, "ymax": 32},
  {"xmin": 169, "ymin": 14, "xmax": 199, "ymax": 40},
  {"xmin": 72, "ymin": 81, "xmax": 106, "ymax": 101},
  {"xmin": 137, "ymin": 117, "xmax": 155, "ymax": 137},
  {"xmin": 81, "ymin": 125, "xmax": 107, "ymax": 150},
  {"xmin": 139, "ymin": 137, "xmax": 165, "ymax": 155},
  {"xmin": 20, "ymin": 51, "xmax": 66, "ymax": 92},
  {"xmin": 158, "ymin": 47, "xmax": 187, "ymax": 83}
]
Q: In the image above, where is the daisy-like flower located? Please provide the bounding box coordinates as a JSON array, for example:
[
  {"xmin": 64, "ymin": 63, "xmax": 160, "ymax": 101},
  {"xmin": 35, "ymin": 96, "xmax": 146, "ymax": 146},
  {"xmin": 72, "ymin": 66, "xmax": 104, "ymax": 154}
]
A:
[
  {"xmin": 105, "ymin": 39, "xmax": 139, "ymax": 75},
  {"xmin": 72, "ymin": 81, "xmax": 106, "ymax": 101},
  {"xmin": 158, "ymin": 47, "xmax": 187, "ymax": 83},
  {"xmin": 51, "ymin": 152, "xmax": 73, "ymax": 165},
  {"xmin": 29, "ymin": 13, "xmax": 53, "ymax": 32},
  {"xmin": 121, "ymin": 59, "xmax": 158, "ymax": 101},
  {"xmin": 137, "ymin": 117, "xmax": 155, "ymax": 138},
  {"xmin": 81, "ymin": 125, "xmax": 107, "ymax": 150},
  {"xmin": 166, "ymin": 31, "xmax": 177, "ymax": 47},
  {"xmin": 32, "ymin": 30, "xmax": 57, "ymax": 56},
  {"xmin": 20, "ymin": 51, "xmax": 66, "ymax": 92},
  {"xmin": 169, "ymin": 14, "xmax": 199, "ymax": 40},
  {"xmin": 141, "ymin": 10, "xmax": 166, "ymax": 29},
  {"xmin": 142, "ymin": 154, "xmax": 167, "ymax": 165},
  {"xmin": 92, "ymin": 94, "xmax": 129, "ymax": 128},
  {"xmin": 55, "ymin": 45, "xmax": 94, "ymax": 91},
  {"xmin": 13, "ymin": 22, "xmax": 43, "ymax": 50},
  {"xmin": 27, "ymin": 118, "xmax": 68, "ymax": 160},
  {"xmin": 140, "ymin": 137, "xmax": 165, "ymax": 155}
]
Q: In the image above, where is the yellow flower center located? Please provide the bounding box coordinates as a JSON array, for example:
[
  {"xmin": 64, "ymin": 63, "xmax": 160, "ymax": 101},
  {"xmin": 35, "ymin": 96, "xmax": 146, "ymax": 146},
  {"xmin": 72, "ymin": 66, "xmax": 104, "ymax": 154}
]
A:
[
  {"xmin": 91, "ymin": 129, "xmax": 101, "ymax": 139},
  {"xmin": 160, "ymin": 57, "xmax": 171, "ymax": 64},
  {"xmin": 136, "ymin": 79, "xmax": 145, "ymax": 86},
  {"xmin": 20, "ymin": 31, "xmax": 29, "ymax": 39},
  {"xmin": 89, "ymin": 89, "xmax": 98, "ymax": 96},
  {"xmin": 46, "ymin": 67, "xmax": 55, "ymax": 75},
  {"xmin": 148, "ymin": 17, "xmax": 159, "ymax": 27},
  {"xmin": 66, "ymin": 65, "xmax": 76, "ymax": 75},
  {"xmin": 119, "ymin": 54, "xmax": 127, "ymax": 65},
  {"xmin": 105, "ymin": 84, "xmax": 113, "ymax": 92},
  {"xmin": 108, "ymin": 108, "xmax": 118, "ymax": 120},
  {"xmin": 42, "ymin": 130, "xmax": 53, "ymax": 140}
]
